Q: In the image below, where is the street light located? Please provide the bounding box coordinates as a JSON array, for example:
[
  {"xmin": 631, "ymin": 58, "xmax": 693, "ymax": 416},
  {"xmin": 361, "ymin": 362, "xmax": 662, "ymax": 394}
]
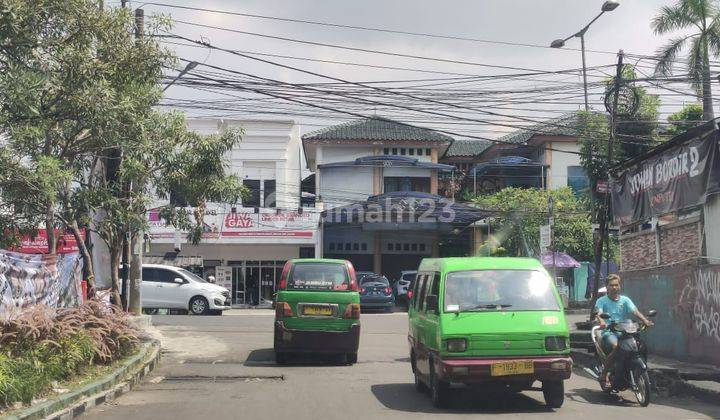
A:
[
  {"xmin": 162, "ymin": 61, "xmax": 198, "ymax": 92},
  {"xmin": 550, "ymin": 1, "xmax": 620, "ymax": 110}
]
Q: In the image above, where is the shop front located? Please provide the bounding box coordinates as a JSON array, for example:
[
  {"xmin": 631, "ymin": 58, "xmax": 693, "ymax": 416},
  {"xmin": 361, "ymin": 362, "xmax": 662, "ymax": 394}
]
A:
[{"xmin": 147, "ymin": 204, "xmax": 320, "ymax": 306}]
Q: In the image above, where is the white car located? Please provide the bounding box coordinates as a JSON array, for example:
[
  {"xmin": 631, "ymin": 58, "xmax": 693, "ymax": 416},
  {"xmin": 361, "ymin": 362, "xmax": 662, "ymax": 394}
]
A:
[
  {"xmin": 141, "ymin": 264, "xmax": 231, "ymax": 315},
  {"xmin": 394, "ymin": 270, "xmax": 417, "ymax": 297}
]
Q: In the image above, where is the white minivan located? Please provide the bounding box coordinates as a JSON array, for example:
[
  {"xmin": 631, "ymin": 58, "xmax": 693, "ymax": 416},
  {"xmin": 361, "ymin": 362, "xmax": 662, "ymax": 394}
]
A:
[{"xmin": 141, "ymin": 264, "xmax": 231, "ymax": 315}]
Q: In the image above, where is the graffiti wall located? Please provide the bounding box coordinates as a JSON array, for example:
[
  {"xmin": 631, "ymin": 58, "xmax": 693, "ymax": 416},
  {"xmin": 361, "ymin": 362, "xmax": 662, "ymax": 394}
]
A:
[
  {"xmin": 622, "ymin": 260, "xmax": 720, "ymax": 366},
  {"xmin": 0, "ymin": 250, "xmax": 84, "ymax": 318}
]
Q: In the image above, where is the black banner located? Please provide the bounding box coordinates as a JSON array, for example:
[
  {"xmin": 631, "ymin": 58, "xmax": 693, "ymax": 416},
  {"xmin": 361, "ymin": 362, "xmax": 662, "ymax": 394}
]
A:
[{"xmin": 611, "ymin": 130, "xmax": 720, "ymax": 226}]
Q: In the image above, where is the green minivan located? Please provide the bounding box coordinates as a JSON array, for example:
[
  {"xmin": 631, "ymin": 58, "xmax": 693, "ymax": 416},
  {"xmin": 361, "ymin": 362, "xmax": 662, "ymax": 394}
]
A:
[
  {"xmin": 274, "ymin": 258, "xmax": 361, "ymax": 364},
  {"xmin": 408, "ymin": 257, "xmax": 571, "ymax": 408}
]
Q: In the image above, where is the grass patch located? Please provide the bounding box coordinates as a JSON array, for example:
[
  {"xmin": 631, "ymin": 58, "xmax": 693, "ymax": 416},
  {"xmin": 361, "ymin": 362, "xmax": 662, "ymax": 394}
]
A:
[{"xmin": 0, "ymin": 302, "xmax": 141, "ymax": 409}]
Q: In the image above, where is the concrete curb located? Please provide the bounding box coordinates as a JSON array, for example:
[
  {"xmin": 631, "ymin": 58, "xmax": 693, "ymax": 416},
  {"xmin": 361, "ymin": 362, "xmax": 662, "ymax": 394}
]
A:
[
  {"xmin": 2, "ymin": 340, "xmax": 161, "ymax": 420},
  {"xmin": 570, "ymin": 349, "xmax": 720, "ymax": 406}
]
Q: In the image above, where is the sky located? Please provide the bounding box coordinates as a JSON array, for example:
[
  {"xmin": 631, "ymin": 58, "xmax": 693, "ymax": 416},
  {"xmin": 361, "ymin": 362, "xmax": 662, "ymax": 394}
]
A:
[{"xmin": 125, "ymin": 0, "xmax": 702, "ymax": 138}]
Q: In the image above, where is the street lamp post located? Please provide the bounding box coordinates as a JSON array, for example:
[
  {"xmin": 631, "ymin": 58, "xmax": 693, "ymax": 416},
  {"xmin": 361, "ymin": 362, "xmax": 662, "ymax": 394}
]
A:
[
  {"xmin": 550, "ymin": 1, "xmax": 620, "ymax": 111},
  {"xmin": 163, "ymin": 61, "xmax": 199, "ymax": 92}
]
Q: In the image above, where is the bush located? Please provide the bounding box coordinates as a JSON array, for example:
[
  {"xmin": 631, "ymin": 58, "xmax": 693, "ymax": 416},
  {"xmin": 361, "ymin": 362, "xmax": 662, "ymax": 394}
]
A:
[{"xmin": 0, "ymin": 302, "xmax": 140, "ymax": 407}]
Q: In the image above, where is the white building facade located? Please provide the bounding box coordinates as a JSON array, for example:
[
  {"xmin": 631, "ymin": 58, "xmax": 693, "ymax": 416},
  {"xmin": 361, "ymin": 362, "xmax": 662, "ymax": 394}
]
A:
[{"xmin": 146, "ymin": 118, "xmax": 320, "ymax": 306}]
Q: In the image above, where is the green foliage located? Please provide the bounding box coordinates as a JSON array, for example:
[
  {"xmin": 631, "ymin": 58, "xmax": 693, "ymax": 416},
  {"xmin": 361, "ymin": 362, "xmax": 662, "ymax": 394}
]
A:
[
  {"xmin": 0, "ymin": 302, "xmax": 140, "ymax": 407},
  {"xmin": 665, "ymin": 103, "xmax": 704, "ymax": 136},
  {"xmin": 652, "ymin": 0, "xmax": 720, "ymax": 117},
  {"xmin": 471, "ymin": 187, "xmax": 594, "ymax": 261},
  {"xmin": 0, "ymin": 332, "xmax": 95, "ymax": 405}
]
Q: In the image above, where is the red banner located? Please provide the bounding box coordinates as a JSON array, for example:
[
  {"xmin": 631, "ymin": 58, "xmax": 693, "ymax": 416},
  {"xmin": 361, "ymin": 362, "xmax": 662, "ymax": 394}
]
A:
[{"xmin": 17, "ymin": 229, "xmax": 86, "ymax": 254}]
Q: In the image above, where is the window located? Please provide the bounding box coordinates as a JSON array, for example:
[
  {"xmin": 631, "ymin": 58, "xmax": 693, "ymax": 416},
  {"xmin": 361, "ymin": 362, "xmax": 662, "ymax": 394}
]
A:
[
  {"xmin": 384, "ymin": 177, "xmax": 431, "ymax": 193},
  {"xmin": 419, "ymin": 244, "xmax": 426, "ymax": 252},
  {"xmin": 361, "ymin": 243, "xmax": 368, "ymax": 251},
  {"xmin": 155, "ymin": 268, "xmax": 178, "ymax": 284},
  {"xmin": 400, "ymin": 148, "xmax": 406, "ymax": 155},
  {"xmin": 417, "ymin": 274, "xmax": 430, "ymax": 311},
  {"xmin": 443, "ymin": 270, "xmax": 559, "ymax": 312},
  {"xmin": 395, "ymin": 243, "xmax": 401, "ymax": 251},
  {"xmin": 329, "ymin": 243, "xmax": 336, "ymax": 251},
  {"xmin": 403, "ymin": 244, "xmax": 410, "ymax": 251},
  {"xmin": 567, "ymin": 166, "xmax": 590, "ymax": 196},
  {"xmin": 426, "ymin": 148, "xmax": 432, "ymax": 156},
  {"xmin": 392, "ymin": 148, "xmax": 398, "ymax": 155},
  {"xmin": 413, "ymin": 274, "xmax": 427, "ymax": 310},
  {"xmin": 336, "ymin": 243, "xmax": 343, "ymax": 251},
  {"xmin": 345, "ymin": 243, "xmax": 351, "ymax": 251},
  {"xmin": 264, "ymin": 180, "xmax": 276, "ymax": 208},
  {"xmin": 411, "ymin": 244, "xmax": 418, "ymax": 251},
  {"xmin": 287, "ymin": 263, "xmax": 350, "ymax": 291},
  {"xmin": 387, "ymin": 243, "xmax": 394, "ymax": 251},
  {"xmin": 383, "ymin": 148, "xmax": 389, "ymax": 155},
  {"xmin": 142, "ymin": 268, "xmax": 158, "ymax": 282},
  {"xmin": 353, "ymin": 243, "xmax": 359, "ymax": 251},
  {"xmin": 409, "ymin": 148, "xmax": 415, "ymax": 156},
  {"xmin": 243, "ymin": 179, "xmax": 261, "ymax": 207}
]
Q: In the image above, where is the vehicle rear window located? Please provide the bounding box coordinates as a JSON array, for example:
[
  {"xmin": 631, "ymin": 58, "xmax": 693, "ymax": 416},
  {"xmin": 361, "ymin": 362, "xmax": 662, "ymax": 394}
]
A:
[
  {"xmin": 444, "ymin": 270, "xmax": 559, "ymax": 312},
  {"xmin": 360, "ymin": 276, "xmax": 389, "ymax": 286},
  {"xmin": 287, "ymin": 263, "xmax": 350, "ymax": 291},
  {"xmin": 402, "ymin": 273, "xmax": 416, "ymax": 282}
]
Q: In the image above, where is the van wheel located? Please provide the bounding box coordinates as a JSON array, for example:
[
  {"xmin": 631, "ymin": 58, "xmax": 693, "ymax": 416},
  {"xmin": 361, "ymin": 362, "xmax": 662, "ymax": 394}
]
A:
[
  {"xmin": 542, "ymin": 380, "xmax": 565, "ymax": 408},
  {"xmin": 346, "ymin": 353, "xmax": 358, "ymax": 364},
  {"xmin": 430, "ymin": 363, "xmax": 449, "ymax": 408},
  {"xmin": 411, "ymin": 353, "xmax": 427, "ymax": 392},
  {"xmin": 189, "ymin": 296, "xmax": 209, "ymax": 315}
]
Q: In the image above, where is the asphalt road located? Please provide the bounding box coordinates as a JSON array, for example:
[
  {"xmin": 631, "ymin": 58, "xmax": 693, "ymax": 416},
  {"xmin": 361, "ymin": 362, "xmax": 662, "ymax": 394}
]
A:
[{"xmin": 82, "ymin": 310, "xmax": 720, "ymax": 420}]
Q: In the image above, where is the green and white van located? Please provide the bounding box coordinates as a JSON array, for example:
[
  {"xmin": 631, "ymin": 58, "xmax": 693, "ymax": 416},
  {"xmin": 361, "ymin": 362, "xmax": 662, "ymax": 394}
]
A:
[
  {"xmin": 274, "ymin": 259, "xmax": 361, "ymax": 365},
  {"xmin": 408, "ymin": 257, "xmax": 571, "ymax": 408}
]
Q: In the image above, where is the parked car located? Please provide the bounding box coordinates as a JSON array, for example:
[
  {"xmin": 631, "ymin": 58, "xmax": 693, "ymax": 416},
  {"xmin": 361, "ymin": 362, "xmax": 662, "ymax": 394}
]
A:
[
  {"xmin": 274, "ymin": 258, "xmax": 361, "ymax": 365},
  {"xmin": 359, "ymin": 274, "xmax": 395, "ymax": 312},
  {"xmin": 394, "ymin": 270, "xmax": 417, "ymax": 307},
  {"xmin": 408, "ymin": 257, "xmax": 571, "ymax": 408},
  {"xmin": 141, "ymin": 264, "xmax": 231, "ymax": 315}
]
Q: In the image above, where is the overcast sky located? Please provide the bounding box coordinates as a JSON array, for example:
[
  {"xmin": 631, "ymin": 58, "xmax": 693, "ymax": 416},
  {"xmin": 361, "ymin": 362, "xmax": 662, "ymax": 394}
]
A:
[{"xmin": 130, "ymin": 0, "xmax": 699, "ymax": 138}]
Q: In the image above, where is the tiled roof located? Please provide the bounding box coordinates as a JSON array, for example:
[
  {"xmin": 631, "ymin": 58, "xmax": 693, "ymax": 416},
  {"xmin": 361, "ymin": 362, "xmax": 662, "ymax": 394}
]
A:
[
  {"xmin": 495, "ymin": 112, "xmax": 597, "ymax": 144},
  {"xmin": 444, "ymin": 139, "xmax": 492, "ymax": 157},
  {"xmin": 302, "ymin": 116, "xmax": 454, "ymax": 142}
]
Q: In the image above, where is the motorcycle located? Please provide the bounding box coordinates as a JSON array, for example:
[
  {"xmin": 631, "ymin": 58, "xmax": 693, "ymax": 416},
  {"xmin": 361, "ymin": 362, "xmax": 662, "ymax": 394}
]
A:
[{"xmin": 587, "ymin": 309, "xmax": 657, "ymax": 407}]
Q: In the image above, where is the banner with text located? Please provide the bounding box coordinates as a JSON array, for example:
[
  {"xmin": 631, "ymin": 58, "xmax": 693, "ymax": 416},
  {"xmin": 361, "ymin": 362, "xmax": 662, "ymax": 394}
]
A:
[
  {"xmin": 611, "ymin": 130, "xmax": 720, "ymax": 226},
  {"xmin": 147, "ymin": 205, "xmax": 319, "ymax": 242}
]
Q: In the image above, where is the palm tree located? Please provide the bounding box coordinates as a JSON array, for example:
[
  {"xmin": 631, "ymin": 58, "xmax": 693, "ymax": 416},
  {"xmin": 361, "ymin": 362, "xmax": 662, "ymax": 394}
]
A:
[{"xmin": 652, "ymin": 0, "xmax": 720, "ymax": 121}]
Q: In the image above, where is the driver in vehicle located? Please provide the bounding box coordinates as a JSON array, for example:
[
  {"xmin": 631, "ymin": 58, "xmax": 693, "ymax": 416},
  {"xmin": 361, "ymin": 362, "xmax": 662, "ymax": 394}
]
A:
[{"xmin": 594, "ymin": 274, "xmax": 654, "ymax": 387}]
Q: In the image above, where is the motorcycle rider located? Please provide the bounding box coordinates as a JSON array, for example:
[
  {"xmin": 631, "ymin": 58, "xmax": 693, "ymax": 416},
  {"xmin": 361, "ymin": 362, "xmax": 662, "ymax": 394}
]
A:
[{"xmin": 594, "ymin": 274, "xmax": 654, "ymax": 388}]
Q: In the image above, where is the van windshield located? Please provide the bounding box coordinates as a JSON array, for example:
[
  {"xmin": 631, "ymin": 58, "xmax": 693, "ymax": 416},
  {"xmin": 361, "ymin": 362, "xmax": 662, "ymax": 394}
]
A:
[
  {"xmin": 444, "ymin": 270, "xmax": 559, "ymax": 312},
  {"xmin": 287, "ymin": 263, "xmax": 350, "ymax": 291}
]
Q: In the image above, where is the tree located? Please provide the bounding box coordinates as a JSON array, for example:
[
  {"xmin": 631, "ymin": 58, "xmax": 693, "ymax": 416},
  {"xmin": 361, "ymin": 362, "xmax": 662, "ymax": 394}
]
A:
[
  {"xmin": 0, "ymin": 1, "xmax": 247, "ymax": 304},
  {"xmin": 652, "ymin": 0, "xmax": 720, "ymax": 121},
  {"xmin": 616, "ymin": 66, "xmax": 661, "ymax": 158},
  {"xmin": 472, "ymin": 187, "xmax": 595, "ymax": 261},
  {"xmin": 665, "ymin": 103, "xmax": 704, "ymax": 136}
]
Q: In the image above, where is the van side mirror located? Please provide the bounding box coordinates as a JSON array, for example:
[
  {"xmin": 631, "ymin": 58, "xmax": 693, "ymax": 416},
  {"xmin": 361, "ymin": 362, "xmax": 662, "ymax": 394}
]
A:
[
  {"xmin": 647, "ymin": 309, "xmax": 658, "ymax": 318},
  {"xmin": 426, "ymin": 295, "xmax": 438, "ymax": 313},
  {"xmin": 173, "ymin": 277, "xmax": 185, "ymax": 285}
]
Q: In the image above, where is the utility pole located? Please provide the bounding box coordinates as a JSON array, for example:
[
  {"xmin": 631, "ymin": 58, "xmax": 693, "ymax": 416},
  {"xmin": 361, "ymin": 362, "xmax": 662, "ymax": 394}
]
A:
[
  {"xmin": 591, "ymin": 50, "xmax": 624, "ymax": 303},
  {"xmin": 127, "ymin": 8, "xmax": 145, "ymax": 315}
]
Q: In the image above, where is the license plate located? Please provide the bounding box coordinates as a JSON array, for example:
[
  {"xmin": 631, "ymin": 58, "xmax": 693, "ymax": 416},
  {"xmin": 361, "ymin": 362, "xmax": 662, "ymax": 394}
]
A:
[
  {"xmin": 490, "ymin": 360, "xmax": 534, "ymax": 376},
  {"xmin": 302, "ymin": 305, "xmax": 332, "ymax": 316}
]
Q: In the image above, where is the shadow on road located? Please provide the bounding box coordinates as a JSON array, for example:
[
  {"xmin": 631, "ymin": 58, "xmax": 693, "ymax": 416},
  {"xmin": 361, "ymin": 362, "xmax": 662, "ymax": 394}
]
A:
[
  {"xmin": 371, "ymin": 383, "xmax": 555, "ymax": 414},
  {"xmin": 244, "ymin": 348, "xmax": 349, "ymax": 367}
]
